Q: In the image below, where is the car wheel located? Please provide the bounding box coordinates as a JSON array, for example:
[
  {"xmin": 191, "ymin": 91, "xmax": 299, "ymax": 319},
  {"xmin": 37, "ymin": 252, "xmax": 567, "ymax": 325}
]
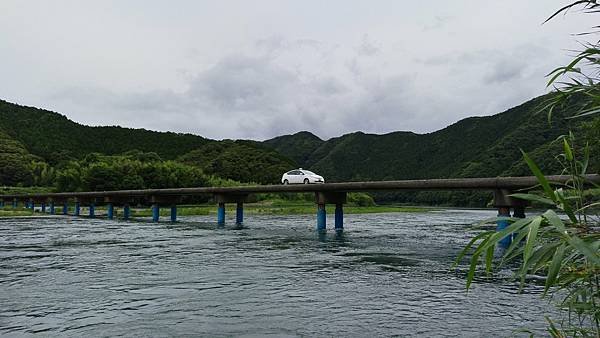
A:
[
  {"xmin": 283, "ymin": 179, "xmax": 289, "ymax": 185},
  {"xmin": 304, "ymin": 178, "xmax": 309, "ymax": 184}
]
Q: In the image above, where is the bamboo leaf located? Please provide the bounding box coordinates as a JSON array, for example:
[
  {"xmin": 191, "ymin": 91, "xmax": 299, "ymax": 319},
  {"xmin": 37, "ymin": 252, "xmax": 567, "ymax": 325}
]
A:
[
  {"xmin": 466, "ymin": 251, "xmax": 481, "ymax": 291},
  {"xmin": 544, "ymin": 244, "xmax": 566, "ymax": 295},
  {"xmin": 543, "ymin": 210, "xmax": 600, "ymax": 266},
  {"xmin": 522, "ymin": 150, "xmax": 557, "ymax": 202},
  {"xmin": 452, "ymin": 230, "xmax": 493, "ymax": 268},
  {"xmin": 510, "ymin": 193, "xmax": 555, "ymax": 205},
  {"xmin": 563, "ymin": 138, "xmax": 573, "ymax": 161},
  {"xmin": 523, "ymin": 216, "xmax": 542, "ymax": 264}
]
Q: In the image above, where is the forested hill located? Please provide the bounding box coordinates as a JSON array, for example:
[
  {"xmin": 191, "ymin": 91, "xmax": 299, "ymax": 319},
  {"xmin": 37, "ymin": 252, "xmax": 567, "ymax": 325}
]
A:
[
  {"xmin": 0, "ymin": 100, "xmax": 210, "ymax": 162},
  {"xmin": 0, "ymin": 92, "xmax": 598, "ymax": 196},
  {"xmin": 0, "ymin": 100, "xmax": 296, "ymax": 186},
  {"xmin": 262, "ymin": 94, "xmax": 599, "ymax": 182}
]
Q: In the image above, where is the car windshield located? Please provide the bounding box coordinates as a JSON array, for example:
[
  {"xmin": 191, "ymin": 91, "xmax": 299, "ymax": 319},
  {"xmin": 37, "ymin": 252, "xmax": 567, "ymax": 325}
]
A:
[{"xmin": 302, "ymin": 170, "xmax": 315, "ymax": 175}]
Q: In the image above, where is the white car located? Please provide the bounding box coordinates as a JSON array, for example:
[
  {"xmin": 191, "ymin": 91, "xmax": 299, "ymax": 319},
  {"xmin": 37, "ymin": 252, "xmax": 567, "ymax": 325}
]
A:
[{"xmin": 281, "ymin": 169, "xmax": 325, "ymax": 184}]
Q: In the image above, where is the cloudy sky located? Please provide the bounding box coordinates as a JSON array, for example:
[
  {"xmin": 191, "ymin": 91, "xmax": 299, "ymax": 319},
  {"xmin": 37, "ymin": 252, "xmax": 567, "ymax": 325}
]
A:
[{"xmin": 0, "ymin": 1, "xmax": 596, "ymax": 140}]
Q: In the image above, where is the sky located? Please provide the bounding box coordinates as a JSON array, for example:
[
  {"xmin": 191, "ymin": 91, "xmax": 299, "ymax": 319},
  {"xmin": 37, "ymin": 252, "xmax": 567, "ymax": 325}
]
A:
[{"xmin": 0, "ymin": 1, "xmax": 596, "ymax": 140}]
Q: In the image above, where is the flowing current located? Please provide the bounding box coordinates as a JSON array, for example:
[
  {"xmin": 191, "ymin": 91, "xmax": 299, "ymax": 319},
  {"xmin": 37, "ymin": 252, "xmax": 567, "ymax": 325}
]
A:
[{"xmin": 1, "ymin": 210, "xmax": 555, "ymax": 337}]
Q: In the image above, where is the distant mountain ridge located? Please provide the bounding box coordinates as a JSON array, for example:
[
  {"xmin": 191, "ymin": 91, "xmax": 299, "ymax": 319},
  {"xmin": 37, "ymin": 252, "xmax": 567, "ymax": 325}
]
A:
[
  {"xmin": 262, "ymin": 94, "xmax": 596, "ymax": 182},
  {"xmin": 0, "ymin": 93, "xmax": 597, "ymax": 193}
]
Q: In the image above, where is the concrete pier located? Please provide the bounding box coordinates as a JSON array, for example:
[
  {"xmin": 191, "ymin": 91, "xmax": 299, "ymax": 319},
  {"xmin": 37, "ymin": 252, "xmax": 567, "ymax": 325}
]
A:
[
  {"xmin": 317, "ymin": 203, "xmax": 326, "ymax": 231},
  {"xmin": 170, "ymin": 205, "xmax": 177, "ymax": 222},
  {"xmin": 236, "ymin": 202, "xmax": 243, "ymax": 224},
  {"xmin": 107, "ymin": 203, "xmax": 114, "ymax": 220},
  {"xmin": 335, "ymin": 203, "xmax": 343, "ymax": 231},
  {"xmin": 152, "ymin": 204, "xmax": 160, "ymax": 222},
  {"xmin": 123, "ymin": 204, "xmax": 131, "ymax": 220},
  {"xmin": 217, "ymin": 202, "xmax": 225, "ymax": 225}
]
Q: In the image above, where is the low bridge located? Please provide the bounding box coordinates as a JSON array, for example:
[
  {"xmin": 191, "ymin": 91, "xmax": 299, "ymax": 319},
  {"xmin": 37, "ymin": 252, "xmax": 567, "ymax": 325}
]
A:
[{"xmin": 1, "ymin": 175, "xmax": 599, "ymax": 233}]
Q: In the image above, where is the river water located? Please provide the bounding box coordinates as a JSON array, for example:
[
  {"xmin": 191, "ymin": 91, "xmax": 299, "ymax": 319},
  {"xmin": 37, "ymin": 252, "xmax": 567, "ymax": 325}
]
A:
[{"xmin": 1, "ymin": 209, "xmax": 555, "ymax": 337}]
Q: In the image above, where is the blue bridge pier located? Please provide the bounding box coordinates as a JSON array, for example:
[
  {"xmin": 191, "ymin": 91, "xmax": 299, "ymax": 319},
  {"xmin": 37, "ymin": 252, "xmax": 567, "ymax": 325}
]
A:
[
  {"xmin": 2, "ymin": 175, "xmax": 599, "ymax": 239},
  {"xmin": 148, "ymin": 195, "xmax": 183, "ymax": 223},
  {"xmin": 103, "ymin": 196, "xmax": 137, "ymax": 221},
  {"xmin": 493, "ymin": 189, "xmax": 529, "ymax": 248},
  {"xmin": 315, "ymin": 192, "xmax": 347, "ymax": 232},
  {"xmin": 214, "ymin": 193, "xmax": 248, "ymax": 225}
]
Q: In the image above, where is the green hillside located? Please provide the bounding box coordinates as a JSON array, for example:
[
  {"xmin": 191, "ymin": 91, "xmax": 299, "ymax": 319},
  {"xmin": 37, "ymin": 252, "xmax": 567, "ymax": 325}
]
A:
[
  {"xmin": 0, "ymin": 128, "xmax": 38, "ymax": 186},
  {"xmin": 0, "ymin": 100, "xmax": 298, "ymax": 188},
  {"xmin": 263, "ymin": 94, "xmax": 597, "ymax": 182},
  {"xmin": 178, "ymin": 140, "xmax": 295, "ymax": 184},
  {"xmin": 263, "ymin": 131, "xmax": 323, "ymax": 165},
  {"xmin": 0, "ymin": 93, "xmax": 597, "ymax": 206},
  {"xmin": 0, "ymin": 100, "xmax": 210, "ymax": 162}
]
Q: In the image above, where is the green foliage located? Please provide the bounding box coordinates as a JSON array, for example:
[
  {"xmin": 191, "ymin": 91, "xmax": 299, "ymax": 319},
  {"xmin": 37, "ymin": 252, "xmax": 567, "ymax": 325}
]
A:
[
  {"xmin": 55, "ymin": 152, "xmax": 208, "ymax": 191},
  {"xmin": 457, "ymin": 135, "xmax": 600, "ymax": 336},
  {"xmin": 178, "ymin": 140, "xmax": 295, "ymax": 184},
  {"xmin": 0, "ymin": 100, "xmax": 209, "ymax": 161},
  {"xmin": 262, "ymin": 95, "xmax": 594, "ymax": 206},
  {"xmin": 0, "ymin": 129, "xmax": 36, "ymax": 186},
  {"xmin": 348, "ymin": 192, "xmax": 376, "ymax": 207},
  {"xmin": 263, "ymin": 131, "xmax": 323, "ymax": 165}
]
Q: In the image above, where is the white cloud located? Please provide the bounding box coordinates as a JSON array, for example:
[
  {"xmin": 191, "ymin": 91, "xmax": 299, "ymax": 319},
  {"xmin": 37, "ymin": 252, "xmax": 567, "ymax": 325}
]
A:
[{"xmin": 0, "ymin": 0, "xmax": 597, "ymax": 140}]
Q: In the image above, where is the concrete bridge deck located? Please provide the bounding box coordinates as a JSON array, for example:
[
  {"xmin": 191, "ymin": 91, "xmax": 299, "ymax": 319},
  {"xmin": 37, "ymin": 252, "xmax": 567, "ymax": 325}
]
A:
[
  {"xmin": 2, "ymin": 175, "xmax": 598, "ymax": 200},
  {"xmin": 1, "ymin": 174, "xmax": 598, "ymax": 236}
]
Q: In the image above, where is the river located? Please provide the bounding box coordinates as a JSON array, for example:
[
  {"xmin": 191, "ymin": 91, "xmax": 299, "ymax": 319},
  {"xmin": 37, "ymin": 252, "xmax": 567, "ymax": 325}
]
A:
[{"xmin": 0, "ymin": 209, "xmax": 555, "ymax": 337}]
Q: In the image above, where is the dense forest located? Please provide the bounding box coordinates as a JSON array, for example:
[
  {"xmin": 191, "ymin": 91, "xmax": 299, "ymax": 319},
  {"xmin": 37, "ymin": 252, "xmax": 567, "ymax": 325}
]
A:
[
  {"xmin": 262, "ymin": 94, "xmax": 599, "ymax": 205},
  {"xmin": 0, "ymin": 94, "xmax": 597, "ymax": 206}
]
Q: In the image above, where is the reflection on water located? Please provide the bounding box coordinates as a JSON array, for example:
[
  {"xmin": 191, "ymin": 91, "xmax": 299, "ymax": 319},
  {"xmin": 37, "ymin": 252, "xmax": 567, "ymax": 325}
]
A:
[{"xmin": 0, "ymin": 210, "xmax": 554, "ymax": 336}]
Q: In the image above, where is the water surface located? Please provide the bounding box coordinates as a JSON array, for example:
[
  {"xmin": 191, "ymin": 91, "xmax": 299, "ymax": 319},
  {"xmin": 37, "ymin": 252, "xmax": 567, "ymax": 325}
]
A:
[{"xmin": 0, "ymin": 210, "xmax": 555, "ymax": 336}]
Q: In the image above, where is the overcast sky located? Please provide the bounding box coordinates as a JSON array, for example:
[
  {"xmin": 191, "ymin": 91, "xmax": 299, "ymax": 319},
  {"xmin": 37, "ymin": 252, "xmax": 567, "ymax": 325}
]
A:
[{"xmin": 0, "ymin": 1, "xmax": 596, "ymax": 140}]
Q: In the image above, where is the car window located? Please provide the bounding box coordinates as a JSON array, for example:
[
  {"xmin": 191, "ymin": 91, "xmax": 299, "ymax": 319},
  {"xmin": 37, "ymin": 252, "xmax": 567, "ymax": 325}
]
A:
[
  {"xmin": 303, "ymin": 171, "xmax": 315, "ymax": 175},
  {"xmin": 286, "ymin": 171, "xmax": 295, "ymax": 175}
]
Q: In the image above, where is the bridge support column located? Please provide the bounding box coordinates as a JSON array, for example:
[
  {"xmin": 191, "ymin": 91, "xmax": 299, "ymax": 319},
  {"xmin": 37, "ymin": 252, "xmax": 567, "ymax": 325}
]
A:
[
  {"xmin": 335, "ymin": 203, "xmax": 343, "ymax": 231},
  {"xmin": 123, "ymin": 204, "xmax": 131, "ymax": 220},
  {"xmin": 170, "ymin": 205, "xmax": 177, "ymax": 222},
  {"xmin": 75, "ymin": 202, "xmax": 81, "ymax": 216},
  {"xmin": 62, "ymin": 202, "xmax": 68, "ymax": 215},
  {"xmin": 0, "ymin": 200, "xmax": 4, "ymax": 208},
  {"xmin": 29, "ymin": 201, "xmax": 34, "ymax": 211},
  {"xmin": 41, "ymin": 202, "xmax": 46, "ymax": 213},
  {"xmin": 152, "ymin": 204, "xmax": 160, "ymax": 222},
  {"xmin": 49, "ymin": 201, "xmax": 55, "ymax": 215},
  {"xmin": 236, "ymin": 202, "xmax": 243, "ymax": 225},
  {"xmin": 494, "ymin": 189, "xmax": 528, "ymax": 249},
  {"xmin": 315, "ymin": 192, "xmax": 347, "ymax": 232},
  {"xmin": 217, "ymin": 203, "xmax": 225, "ymax": 225},
  {"xmin": 89, "ymin": 203, "xmax": 95, "ymax": 218},
  {"xmin": 148, "ymin": 196, "xmax": 182, "ymax": 223},
  {"xmin": 317, "ymin": 204, "xmax": 326, "ymax": 232},
  {"xmin": 107, "ymin": 203, "xmax": 114, "ymax": 220},
  {"xmin": 214, "ymin": 194, "xmax": 248, "ymax": 226},
  {"xmin": 496, "ymin": 207, "xmax": 511, "ymax": 248},
  {"xmin": 13, "ymin": 199, "xmax": 17, "ymax": 209}
]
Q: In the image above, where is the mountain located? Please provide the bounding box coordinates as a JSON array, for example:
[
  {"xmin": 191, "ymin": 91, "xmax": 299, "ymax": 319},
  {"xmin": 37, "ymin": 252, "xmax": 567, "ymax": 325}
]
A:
[
  {"xmin": 0, "ymin": 93, "xmax": 597, "ymax": 205},
  {"xmin": 262, "ymin": 131, "xmax": 323, "ymax": 165},
  {"xmin": 0, "ymin": 100, "xmax": 210, "ymax": 162},
  {"xmin": 0, "ymin": 100, "xmax": 298, "ymax": 186},
  {"xmin": 262, "ymin": 94, "xmax": 597, "ymax": 183},
  {"xmin": 178, "ymin": 140, "xmax": 295, "ymax": 184}
]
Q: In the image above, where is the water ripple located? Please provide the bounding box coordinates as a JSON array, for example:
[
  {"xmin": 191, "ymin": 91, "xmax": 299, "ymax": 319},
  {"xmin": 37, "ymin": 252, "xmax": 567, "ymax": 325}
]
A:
[{"xmin": 0, "ymin": 210, "xmax": 555, "ymax": 336}]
